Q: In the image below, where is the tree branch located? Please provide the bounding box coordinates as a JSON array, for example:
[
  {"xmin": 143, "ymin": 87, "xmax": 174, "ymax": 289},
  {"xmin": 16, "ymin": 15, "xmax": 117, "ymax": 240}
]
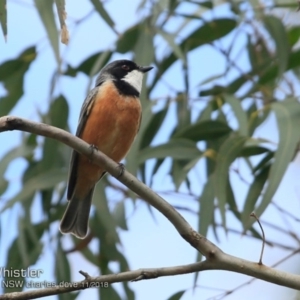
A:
[{"xmin": 1, "ymin": 115, "xmax": 300, "ymax": 299}]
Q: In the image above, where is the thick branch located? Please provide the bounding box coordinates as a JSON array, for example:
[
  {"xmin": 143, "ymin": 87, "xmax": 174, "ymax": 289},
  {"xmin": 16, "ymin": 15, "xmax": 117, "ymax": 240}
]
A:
[
  {"xmin": 0, "ymin": 116, "xmax": 216, "ymax": 256},
  {"xmin": 1, "ymin": 115, "xmax": 300, "ymax": 298},
  {"xmin": 0, "ymin": 262, "xmax": 209, "ymax": 299}
]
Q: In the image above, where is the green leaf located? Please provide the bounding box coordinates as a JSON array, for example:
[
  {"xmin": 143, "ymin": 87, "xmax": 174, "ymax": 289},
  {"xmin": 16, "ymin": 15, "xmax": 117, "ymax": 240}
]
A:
[
  {"xmin": 49, "ymin": 95, "xmax": 69, "ymax": 128},
  {"xmin": 133, "ymin": 22, "xmax": 154, "ymax": 65},
  {"xmin": 248, "ymin": 105, "xmax": 271, "ymax": 136},
  {"xmin": 247, "ymin": 34, "xmax": 270, "ymax": 72},
  {"xmin": 167, "ymin": 290, "xmax": 185, "ymax": 300},
  {"xmin": 226, "ymin": 177, "xmax": 239, "ymax": 219},
  {"xmin": 171, "ymin": 156, "xmax": 198, "ymax": 190},
  {"xmin": 224, "ymin": 95, "xmax": 248, "ymax": 136},
  {"xmin": 239, "ymin": 146, "xmax": 270, "ymax": 157},
  {"xmin": 34, "ymin": 0, "xmax": 59, "ymax": 63},
  {"xmin": 196, "ymin": 102, "xmax": 213, "ymax": 122},
  {"xmin": 4, "ymin": 221, "xmax": 45, "ymax": 293},
  {"xmin": 157, "ymin": 29, "xmax": 185, "ymax": 62},
  {"xmin": 64, "ymin": 51, "xmax": 112, "ymax": 77},
  {"xmin": 287, "ymin": 26, "xmax": 300, "ymax": 47},
  {"xmin": 116, "ymin": 23, "xmax": 140, "ymax": 53},
  {"xmin": 263, "ymin": 15, "xmax": 290, "ymax": 79},
  {"xmin": 274, "ymin": 0, "xmax": 298, "ymax": 9},
  {"xmin": 80, "ymin": 246, "xmax": 99, "ymax": 266},
  {"xmin": 140, "ymin": 104, "xmax": 169, "ymax": 149},
  {"xmin": 138, "ymin": 139, "xmax": 202, "ymax": 162},
  {"xmin": 0, "ymin": 144, "xmax": 34, "ymax": 178},
  {"xmin": 0, "ymin": 0, "xmax": 7, "ymax": 40},
  {"xmin": 194, "ymin": 176, "xmax": 214, "ymax": 285},
  {"xmin": 198, "ymin": 176, "xmax": 214, "ymax": 241},
  {"xmin": 254, "ymin": 100, "xmax": 300, "ymax": 219},
  {"xmin": 242, "ymin": 165, "xmax": 270, "ymax": 230},
  {"xmin": 0, "ymin": 144, "xmax": 34, "ymax": 197},
  {"xmin": 252, "ymin": 151, "xmax": 274, "ymax": 174},
  {"xmin": 113, "ymin": 201, "xmax": 128, "ymax": 230},
  {"xmin": 1, "ymin": 168, "xmax": 67, "ymax": 212},
  {"xmin": 259, "ymin": 48, "xmax": 300, "ymax": 85},
  {"xmin": 40, "ymin": 95, "xmax": 69, "ymax": 170},
  {"xmin": 0, "ymin": 178, "xmax": 8, "ymax": 195},
  {"xmin": 173, "ymin": 120, "xmax": 232, "ymax": 142},
  {"xmin": 56, "ymin": 241, "xmax": 76, "ymax": 300},
  {"xmin": 214, "ymin": 135, "xmax": 247, "ymax": 227},
  {"xmin": 91, "ymin": 181, "xmax": 120, "ymax": 245},
  {"xmin": 89, "ymin": 0, "xmax": 115, "ymax": 30},
  {"xmin": 0, "ymin": 46, "xmax": 37, "ymax": 115},
  {"xmin": 99, "ymin": 283, "xmax": 122, "ymax": 300}
]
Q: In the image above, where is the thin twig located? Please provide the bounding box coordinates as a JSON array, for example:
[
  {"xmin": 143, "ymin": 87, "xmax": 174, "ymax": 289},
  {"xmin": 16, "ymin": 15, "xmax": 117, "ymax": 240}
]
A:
[{"xmin": 250, "ymin": 212, "xmax": 265, "ymax": 265}]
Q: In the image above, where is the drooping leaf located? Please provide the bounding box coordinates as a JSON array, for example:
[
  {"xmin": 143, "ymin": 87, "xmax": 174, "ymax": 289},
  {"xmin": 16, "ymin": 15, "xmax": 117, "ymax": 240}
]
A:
[
  {"xmin": 34, "ymin": 0, "xmax": 59, "ymax": 63},
  {"xmin": 1, "ymin": 168, "xmax": 67, "ymax": 212},
  {"xmin": 99, "ymin": 280, "xmax": 122, "ymax": 300},
  {"xmin": 254, "ymin": 99, "xmax": 300, "ymax": 219},
  {"xmin": 116, "ymin": 23, "xmax": 140, "ymax": 53},
  {"xmin": 133, "ymin": 22, "xmax": 155, "ymax": 65},
  {"xmin": 167, "ymin": 290, "xmax": 186, "ymax": 300},
  {"xmin": 252, "ymin": 151, "xmax": 274, "ymax": 174},
  {"xmin": 239, "ymin": 146, "xmax": 270, "ymax": 157},
  {"xmin": 4, "ymin": 221, "xmax": 45, "ymax": 293},
  {"xmin": 89, "ymin": 0, "xmax": 115, "ymax": 31},
  {"xmin": 0, "ymin": 0, "xmax": 7, "ymax": 40},
  {"xmin": 226, "ymin": 176, "xmax": 240, "ymax": 220},
  {"xmin": 258, "ymin": 48, "xmax": 300, "ymax": 86},
  {"xmin": 194, "ymin": 176, "xmax": 214, "ymax": 285},
  {"xmin": 242, "ymin": 165, "xmax": 270, "ymax": 230},
  {"xmin": 40, "ymin": 95, "xmax": 69, "ymax": 171},
  {"xmin": 64, "ymin": 51, "xmax": 112, "ymax": 77},
  {"xmin": 56, "ymin": 241, "xmax": 77, "ymax": 300},
  {"xmin": 263, "ymin": 15, "xmax": 290, "ymax": 79},
  {"xmin": 91, "ymin": 181, "xmax": 120, "ymax": 245},
  {"xmin": 247, "ymin": 34, "xmax": 270, "ymax": 73},
  {"xmin": 197, "ymin": 176, "xmax": 214, "ymax": 249},
  {"xmin": 0, "ymin": 46, "xmax": 37, "ymax": 115},
  {"xmin": 224, "ymin": 95, "xmax": 248, "ymax": 136},
  {"xmin": 287, "ymin": 26, "xmax": 300, "ymax": 47},
  {"xmin": 0, "ymin": 178, "xmax": 8, "ymax": 195},
  {"xmin": 0, "ymin": 144, "xmax": 34, "ymax": 178},
  {"xmin": 171, "ymin": 158, "xmax": 196, "ymax": 190},
  {"xmin": 138, "ymin": 138, "xmax": 202, "ymax": 162},
  {"xmin": 140, "ymin": 103, "xmax": 169, "ymax": 149},
  {"xmin": 274, "ymin": 0, "xmax": 298, "ymax": 9},
  {"xmin": 113, "ymin": 201, "xmax": 128, "ymax": 230},
  {"xmin": 214, "ymin": 135, "xmax": 247, "ymax": 227},
  {"xmin": 247, "ymin": 105, "xmax": 271, "ymax": 136},
  {"xmin": 173, "ymin": 120, "xmax": 232, "ymax": 142},
  {"xmin": 157, "ymin": 29, "xmax": 185, "ymax": 62}
]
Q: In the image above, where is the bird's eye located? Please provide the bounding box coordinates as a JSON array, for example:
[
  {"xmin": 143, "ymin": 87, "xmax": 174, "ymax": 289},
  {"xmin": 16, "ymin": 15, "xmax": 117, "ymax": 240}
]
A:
[{"xmin": 122, "ymin": 65, "xmax": 130, "ymax": 71}]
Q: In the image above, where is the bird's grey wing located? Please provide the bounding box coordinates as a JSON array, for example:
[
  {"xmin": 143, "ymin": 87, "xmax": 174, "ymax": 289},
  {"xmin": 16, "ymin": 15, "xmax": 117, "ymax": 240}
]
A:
[{"xmin": 67, "ymin": 87, "xmax": 99, "ymax": 200}]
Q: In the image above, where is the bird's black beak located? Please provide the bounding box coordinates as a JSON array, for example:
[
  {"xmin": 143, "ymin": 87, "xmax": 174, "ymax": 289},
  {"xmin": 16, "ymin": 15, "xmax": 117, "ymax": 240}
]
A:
[{"xmin": 139, "ymin": 65, "xmax": 153, "ymax": 73}]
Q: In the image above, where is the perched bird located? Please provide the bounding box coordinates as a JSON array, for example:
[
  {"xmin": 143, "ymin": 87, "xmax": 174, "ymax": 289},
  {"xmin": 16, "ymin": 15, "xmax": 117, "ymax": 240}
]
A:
[{"xmin": 60, "ymin": 60, "xmax": 153, "ymax": 238}]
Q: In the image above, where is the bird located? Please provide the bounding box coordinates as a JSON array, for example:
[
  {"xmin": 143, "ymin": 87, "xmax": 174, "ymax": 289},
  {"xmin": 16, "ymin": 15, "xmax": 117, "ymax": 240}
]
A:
[{"xmin": 60, "ymin": 59, "xmax": 153, "ymax": 239}]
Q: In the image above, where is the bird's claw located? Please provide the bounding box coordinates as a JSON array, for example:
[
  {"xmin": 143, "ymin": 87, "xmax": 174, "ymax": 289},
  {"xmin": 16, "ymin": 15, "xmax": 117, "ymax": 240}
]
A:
[{"xmin": 117, "ymin": 163, "xmax": 125, "ymax": 178}]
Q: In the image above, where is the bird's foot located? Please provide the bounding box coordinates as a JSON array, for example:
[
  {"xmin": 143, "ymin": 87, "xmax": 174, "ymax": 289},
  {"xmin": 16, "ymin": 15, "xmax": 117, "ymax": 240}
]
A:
[
  {"xmin": 117, "ymin": 163, "xmax": 125, "ymax": 178},
  {"xmin": 89, "ymin": 144, "xmax": 98, "ymax": 163}
]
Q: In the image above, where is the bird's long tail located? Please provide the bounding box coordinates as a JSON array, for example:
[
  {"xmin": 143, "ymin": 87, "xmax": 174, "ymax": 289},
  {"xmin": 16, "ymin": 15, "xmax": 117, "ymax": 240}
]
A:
[{"xmin": 59, "ymin": 187, "xmax": 94, "ymax": 239}]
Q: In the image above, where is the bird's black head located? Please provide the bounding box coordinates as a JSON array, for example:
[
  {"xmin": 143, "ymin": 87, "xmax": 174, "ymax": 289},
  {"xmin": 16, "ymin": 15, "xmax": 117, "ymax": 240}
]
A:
[{"xmin": 96, "ymin": 60, "xmax": 153, "ymax": 97}]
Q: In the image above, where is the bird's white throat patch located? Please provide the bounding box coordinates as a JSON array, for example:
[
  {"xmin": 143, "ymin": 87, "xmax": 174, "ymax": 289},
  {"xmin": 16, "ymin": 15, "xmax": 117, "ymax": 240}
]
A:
[{"xmin": 122, "ymin": 70, "xmax": 143, "ymax": 93}]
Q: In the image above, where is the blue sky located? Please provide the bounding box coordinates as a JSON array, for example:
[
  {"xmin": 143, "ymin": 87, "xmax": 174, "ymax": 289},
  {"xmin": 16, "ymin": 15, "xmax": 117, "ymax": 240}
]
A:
[{"xmin": 1, "ymin": 1, "xmax": 300, "ymax": 300}]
